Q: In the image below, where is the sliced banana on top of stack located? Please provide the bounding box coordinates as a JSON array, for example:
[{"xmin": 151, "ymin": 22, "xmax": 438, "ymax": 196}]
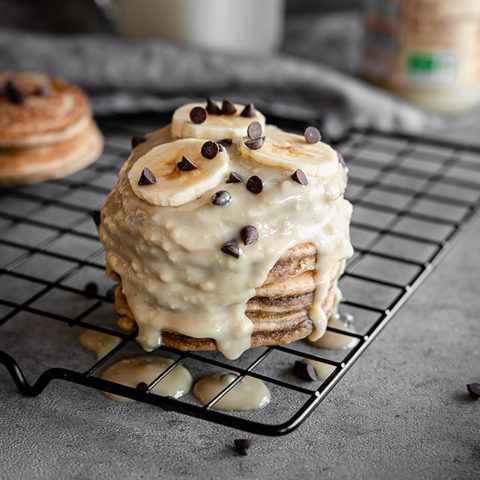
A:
[
  {"xmin": 239, "ymin": 125, "xmax": 339, "ymax": 177},
  {"xmin": 128, "ymin": 138, "xmax": 229, "ymax": 207},
  {"xmin": 172, "ymin": 100, "xmax": 266, "ymax": 142}
]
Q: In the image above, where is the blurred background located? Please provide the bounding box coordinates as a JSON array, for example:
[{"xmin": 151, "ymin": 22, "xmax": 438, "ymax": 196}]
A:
[{"xmin": 1, "ymin": 0, "xmax": 480, "ymax": 137}]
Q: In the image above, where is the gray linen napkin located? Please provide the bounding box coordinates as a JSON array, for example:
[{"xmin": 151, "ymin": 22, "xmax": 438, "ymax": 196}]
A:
[{"xmin": 0, "ymin": 14, "xmax": 446, "ymax": 137}]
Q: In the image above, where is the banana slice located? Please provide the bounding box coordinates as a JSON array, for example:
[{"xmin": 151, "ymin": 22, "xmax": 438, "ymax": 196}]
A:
[
  {"xmin": 128, "ymin": 138, "xmax": 229, "ymax": 207},
  {"xmin": 172, "ymin": 102, "xmax": 266, "ymax": 141},
  {"xmin": 239, "ymin": 126, "xmax": 339, "ymax": 177}
]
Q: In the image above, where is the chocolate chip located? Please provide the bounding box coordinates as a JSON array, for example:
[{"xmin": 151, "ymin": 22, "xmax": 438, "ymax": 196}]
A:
[
  {"xmin": 221, "ymin": 240, "xmax": 240, "ymax": 258},
  {"xmin": 221, "ymin": 99, "xmax": 236, "ymax": 115},
  {"xmin": 467, "ymin": 383, "xmax": 480, "ymax": 399},
  {"xmin": 106, "ymin": 286, "xmax": 116, "ymax": 302},
  {"xmin": 244, "ymin": 136, "xmax": 265, "ymax": 150},
  {"xmin": 138, "ymin": 167, "xmax": 156, "ymax": 185},
  {"xmin": 294, "ymin": 360, "xmax": 318, "ymax": 382},
  {"xmin": 131, "ymin": 134, "xmax": 147, "ymax": 149},
  {"xmin": 291, "ymin": 169, "xmax": 308, "ymax": 186},
  {"xmin": 5, "ymin": 79, "xmax": 25, "ymax": 105},
  {"xmin": 247, "ymin": 121, "xmax": 262, "ymax": 139},
  {"xmin": 136, "ymin": 382, "xmax": 149, "ymax": 392},
  {"xmin": 226, "ymin": 172, "xmax": 243, "ymax": 184},
  {"xmin": 240, "ymin": 225, "xmax": 259, "ymax": 245},
  {"xmin": 218, "ymin": 144, "xmax": 225, "ymax": 152},
  {"xmin": 218, "ymin": 138, "xmax": 233, "ymax": 147},
  {"xmin": 35, "ymin": 84, "xmax": 51, "ymax": 97},
  {"xmin": 211, "ymin": 190, "xmax": 232, "ymax": 206},
  {"xmin": 177, "ymin": 156, "xmax": 197, "ymax": 171},
  {"xmin": 201, "ymin": 140, "xmax": 219, "ymax": 159},
  {"xmin": 233, "ymin": 439, "xmax": 252, "ymax": 456},
  {"xmin": 206, "ymin": 97, "xmax": 220, "ymax": 114},
  {"xmin": 246, "ymin": 175, "xmax": 263, "ymax": 194},
  {"xmin": 337, "ymin": 151, "xmax": 346, "ymax": 168},
  {"xmin": 304, "ymin": 126, "xmax": 321, "ymax": 144},
  {"xmin": 240, "ymin": 103, "xmax": 256, "ymax": 118},
  {"xmin": 189, "ymin": 106, "xmax": 207, "ymax": 124},
  {"xmin": 84, "ymin": 282, "xmax": 98, "ymax": 296},
  {"xmin": 91, "ymin": 209, "xmax": 101, "ymax": 226}
]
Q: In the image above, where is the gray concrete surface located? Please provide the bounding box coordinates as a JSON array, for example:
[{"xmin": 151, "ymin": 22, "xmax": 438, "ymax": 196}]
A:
[{"xmin": 1, "ymin": 121, "xmax": 479, "ymax": 480}]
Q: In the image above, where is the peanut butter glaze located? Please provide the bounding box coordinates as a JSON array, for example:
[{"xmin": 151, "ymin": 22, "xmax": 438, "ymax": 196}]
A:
[{"xmin": 99, "ymin": 106, "xmax": 353, "ymax": 359}]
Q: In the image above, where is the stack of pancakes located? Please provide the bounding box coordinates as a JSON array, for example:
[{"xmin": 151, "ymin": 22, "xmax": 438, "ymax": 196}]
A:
[
  {"xmin": 0, "ymin": 72, "xmax": 103, "ymax": 185},
  {"xmin": 113, "ymin": 242, "xmax": 340, "ymax": 351}
]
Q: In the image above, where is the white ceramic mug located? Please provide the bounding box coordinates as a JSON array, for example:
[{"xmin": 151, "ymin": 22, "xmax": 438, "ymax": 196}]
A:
[{"xmin": 100, "ymin": 0, "xmax": 285, "ymax": 55}]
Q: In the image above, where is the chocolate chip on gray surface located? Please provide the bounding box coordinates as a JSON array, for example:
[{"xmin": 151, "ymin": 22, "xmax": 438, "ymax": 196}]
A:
[
  {"xmin": 84, "ymin": 281, "xmax": 98, "ymax": 296},
  {"xmin": 221, "ymin": 240, "xmax": 240, "ymax": 258},
  {"xmin": 291, "ymin": 169, "xmax": 308, "ymax": 186},
  {"xmin": 221, "ymin": 99, "xmax": 236, "ymax": 115},
  {"xmin": 136, "ymin": 382, "xmax": 149, "ymax": 392},
  {"xmin": 138, "ymin": 167, "xmax": 157, "ymax": 185},
  {"xmin": 177, "ymin": 156, "xmax": 197, "ymax": 171},
  {"xmin": 233, "ymin": 439, "xmax": 252, "ymax": 456},
  {"xmin": 246, "ymin": 175, "xmax": 263, "ymax": 194},
  {"xmin": 240, "ymin": 225, "xmax": 259, "ymax": 245},
  {"xmin": 91, "ymin": 209, "xmax": 101, "ymax": 226},
  {"xmin": 294, "ymin": 360, "xmax": 318, "ymax": 381},
  {"xmin": 337, "ymin": 151, "xmax": 346, "ymax": 168},
  {"xmin": 467, "ymin": 383, "xmax": 480, "ymax": 399},
  {"xmin": 226, "ymin": 171, "xmax": 243, "ymax": 184},
  {"xmin": 304, "ymin": 126, "xmax": 321, "ymax": 144},
  {"xmin": 5, "ymin": 79, "xmax": 25, "ymax": 105},
  {"xmin": 240, "ymin": 103, "xmax": 256, "ymax": 118},
  {"xmin": 218, "ymin": 138, "xmax": 233, "ymax": 147},
  {"xmin": 131, "ymin": 134, "xmax": 147, "ymax": 149},
  {"xmin": 201, "ymin": 140, "xmax": 219, "ymax": 159},
  {"xmin": 247, "ymin": 121, "xmax": 262, "ymax": 139},
  {"xmin": 211, "ymin": 190, "xmax": 232, "ymax": 206},
  {"xmin": 244, "ymin": 136, "xmax": 265, "ymax": 150},
  {"xmin": 189, "ymin": 106, "xmax": 208, "ymax": 124},
  {"xmin": 206, "ymin": 97, "xmax": 220, "ymax": 114}
]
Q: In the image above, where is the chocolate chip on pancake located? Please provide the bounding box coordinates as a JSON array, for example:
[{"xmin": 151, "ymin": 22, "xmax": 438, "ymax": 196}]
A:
[
  {"xmin": 5, "ymin": 79, "xmax": 25, "ymax": 105},
  {"xmin": 218, "ymin": 138, "xmax": 233, "ymax": 147},
  {"xmin": 247, "ymin": 121, "xmax": 262, "ymax": 139},
  {"xmin": 467, "ymin": 383, "xmax": 480, "ymax": 399},
  {"xmin": 84, "ymin": 281, "xmax": 98, "ymax": 296},
  {"xmin": 233, "ymin": 439, "xmax": 252, "ymax": 456},
  {"xmin": 35, "ymin": 84, "xmax": 51, "ymax": 97},
  {"xmin": 241, "ymin": 225, "xmax": 259, "ymax": 245},
  {"xmin": 201, "ymin": 140, "xmax": 219, "ymax": 159},
  {"xmin": 221, "ymin": 240, "xmax": 241, "ymax": 258},
  {"xmin": 138, "ymin": 167, "xmax": 156, "ymax": 185},
  {"xmin": 246, "ymin": 175, "xmax": 263, "ymax": 194},
  {"xmin": 294, "ymin": 360, "xmax": 318, "ymax": 381},
  {"xmin": 337, "ymin": 151, "xmax": 346, "ymax": 168},
  {"xmin": 177, "ymin": 155, "xmax": 197, "ymax": 171},
  {"xmin": 221, "ymin": 99, "xmax": 237, "ymax": 115},
  {"xmin": 240, "ymin": 103, "xmax": 256, "ymax": 118},
  {"xmin": 211, "ymin": 190, "xmax": 232, "ymax": 206},
  {"xmin": 131, "ymin": 134, "xmax": 147, "ymax": 149},
  {"xmin": 226, "ymin": 171, "xmax": 243, "ymax": 184},
  {"xmin": 91, "ymin": 209, "xmax": 101, "ymax": 226},
  {"xmin": 244, "ymin": 136, "xmax": 265, "ymax": 150},
  {"xmin": 291, "ymin": 169, "xmax": 308, "ymax": 186},
  {"xmin": 206, "ymin": 97, "xmax": 220, "ymax": 114},
  {"xmin": 304, "ymin": 126, "xmax": 321, "ymax": 144},
  {"xmin": 189, "ymin": 106, "xmax": 208, "ymax": 124}
]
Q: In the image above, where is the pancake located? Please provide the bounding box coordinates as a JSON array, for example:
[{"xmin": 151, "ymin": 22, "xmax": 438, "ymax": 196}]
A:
[
  {"xmin": 0, "ymin": 72, "xmax": 91, "ymax": 148},
  {"xmin": 0, "ymin": 120, "xmax": 103, "ymax": 185},
  {"xmin": 112, "ymin": 242, "xmax": 341, "ymax": 351}
]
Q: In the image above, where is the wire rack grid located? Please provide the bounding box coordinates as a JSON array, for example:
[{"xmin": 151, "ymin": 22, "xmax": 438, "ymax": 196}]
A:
[{"xmin": 1, "ymin": 113, "xmax": 480, "ymax": 437}]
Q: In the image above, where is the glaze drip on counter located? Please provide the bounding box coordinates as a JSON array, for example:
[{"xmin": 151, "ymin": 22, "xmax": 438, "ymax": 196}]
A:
[{"xmin": 99, "ymin": 102, "xmax": 353, "ymax": 359}]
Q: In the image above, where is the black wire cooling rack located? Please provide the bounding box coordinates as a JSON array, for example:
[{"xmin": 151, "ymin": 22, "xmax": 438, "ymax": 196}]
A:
[{"xmin": 1, "ymin": 113, "xmax": 480, "ymax": 436}]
